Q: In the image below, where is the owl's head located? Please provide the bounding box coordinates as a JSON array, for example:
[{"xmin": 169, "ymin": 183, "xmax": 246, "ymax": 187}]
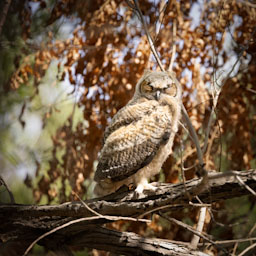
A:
[{"xmin": 134, "ymin": 70, "xmax": 182, "ymax": 104}]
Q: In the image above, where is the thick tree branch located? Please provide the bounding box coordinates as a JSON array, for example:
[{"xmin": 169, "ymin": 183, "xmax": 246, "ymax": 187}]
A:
[
  {"xmin": 67, "ymin": 226, "xmax": 209, "ymax": 256},
  {"xmin": 0, "ymin": 170, "xmax": 255, "ymax": 255}
]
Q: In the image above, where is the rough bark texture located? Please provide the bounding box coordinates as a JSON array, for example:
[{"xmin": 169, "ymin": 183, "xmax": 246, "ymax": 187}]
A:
[
  {"xmin": 0, "ymin": 170, "xmax": 255, "ymax": 255},
  {"xmin": 67, "ymin": 226, "xmax": 209, "ymax": 256}
]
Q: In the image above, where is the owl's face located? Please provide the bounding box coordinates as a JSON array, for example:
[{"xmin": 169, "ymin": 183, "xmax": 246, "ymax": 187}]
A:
[{"xmin": 134, "ymin": 71, "xmax": 181, "ymax": 104}]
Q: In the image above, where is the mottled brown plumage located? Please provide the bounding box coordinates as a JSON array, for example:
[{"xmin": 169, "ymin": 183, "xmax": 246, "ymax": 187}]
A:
[{"xmin": 94, "ymin": 70, "xmax": 182, "ymax": 197}]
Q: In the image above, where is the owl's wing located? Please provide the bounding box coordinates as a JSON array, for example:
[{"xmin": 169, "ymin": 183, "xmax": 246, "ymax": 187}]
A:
[
  {"xmin": 94, "ymin": 111, "xmax": 172, "ymax": 182},
  {"xmin": 103, "ymin": 100, "xmax": 159, "ymax": 143}
]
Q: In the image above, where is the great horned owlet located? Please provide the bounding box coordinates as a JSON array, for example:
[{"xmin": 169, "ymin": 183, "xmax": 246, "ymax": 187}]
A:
[{"xmin": 94, "ymin": 70, "xmax": 182, "ymax": 197}]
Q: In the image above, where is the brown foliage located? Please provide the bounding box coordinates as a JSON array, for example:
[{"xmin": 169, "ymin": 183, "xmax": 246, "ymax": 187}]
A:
[{"xmin": 5, "ymin": 0, "xmax": 256, "ymax": 254}]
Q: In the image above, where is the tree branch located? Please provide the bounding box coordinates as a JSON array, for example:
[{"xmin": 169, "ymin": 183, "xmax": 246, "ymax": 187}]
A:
[
  {"xmin": 0, "ymin": 176, "xmax": 15, "ymax": 204},
  {"xmin": 0, "ymin": 170, "xmax": 255, "ymax": 255},
  {"xmin": 132, "ymin": 0, "xmax": 165, "ymax": 71},
  {"xmin": 67, "ymin": 226, "xmax": 209, "ymax": 256}
]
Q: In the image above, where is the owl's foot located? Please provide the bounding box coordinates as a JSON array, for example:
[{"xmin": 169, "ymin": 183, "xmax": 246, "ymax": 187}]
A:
[{"xmin": 133, "ymin": 182, "xmax": 158, "ymax": 199}]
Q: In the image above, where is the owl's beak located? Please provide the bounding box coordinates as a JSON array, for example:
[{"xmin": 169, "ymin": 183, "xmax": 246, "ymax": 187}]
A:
[{"xmin": 155, "ymin": 90, "xmax": 161, "ymax": 100}]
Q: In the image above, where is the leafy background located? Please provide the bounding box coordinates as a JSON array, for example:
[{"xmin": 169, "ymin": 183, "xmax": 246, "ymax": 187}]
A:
[{"xmin": 0, "ymin": 0, "xmax": 256, "ymax": 255}]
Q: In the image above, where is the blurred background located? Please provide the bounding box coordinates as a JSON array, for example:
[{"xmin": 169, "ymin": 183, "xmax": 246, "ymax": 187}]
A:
[{"xmin": 0, "ymin": 0, "xmax": 256, "ymax": 255}]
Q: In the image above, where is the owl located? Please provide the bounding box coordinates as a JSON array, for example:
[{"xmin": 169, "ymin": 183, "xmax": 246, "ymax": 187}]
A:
[{"xmin": 94, "ymin": 70, "xmax": 182, "ymax": 197}]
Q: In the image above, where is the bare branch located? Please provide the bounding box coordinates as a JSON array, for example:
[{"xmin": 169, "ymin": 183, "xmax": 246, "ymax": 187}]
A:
[
  {"xmin": 200, "ymin": 237, "xmax": 256, "ymax": 245},
  {"xmin": 190, "ymin": 207, "xmax": 207, "ymax": 249},
  {"xmin": 236, "ymin": 175, "xmax": 256, "ymax": 197},
  {"xmin": 181, "ymin": 104, "xmax": 205, "ymax": 167},
  {"xmin": 72, "ymin": 190, "xmax": 102, "ymax": 217},
  {"xmin": 159, "ymin": 213, "xmax": 219, "ymax": 249},
  {"xmin": 132, "ymin": 0, "xmax": 165, "ymax": 71},
  {"xmin": 238, "ymin": 242, "xmax": 256, "ymax": 256},
  {"xmin": 0, "ymin": 176, "xmax": 15, "ymax": 204},
  {"xmin": 168, "ymin": 19, "xmax": 177, "ymax": 72}
]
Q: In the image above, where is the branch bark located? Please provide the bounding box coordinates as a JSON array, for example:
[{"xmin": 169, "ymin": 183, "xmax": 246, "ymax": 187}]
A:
[
  {"xmin": 0, "ymin": 170, "xmax": 255, "ymax": 255},
  {"xmin": 67, "ymin": 226, "xmax": 209, "ymax": 256}
]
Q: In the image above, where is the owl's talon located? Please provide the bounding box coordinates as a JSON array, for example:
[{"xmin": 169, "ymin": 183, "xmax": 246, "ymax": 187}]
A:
[
  {"xmin": 143, "ymin": 183, "xmax": 158, "ymax": 192},
  {"xmin": 133, "ymin": 182, "xmax": 158, "ymax": 199},
  {"xmin": 133, "ymin": 190, "xmax": 145, "ymax": 199}
]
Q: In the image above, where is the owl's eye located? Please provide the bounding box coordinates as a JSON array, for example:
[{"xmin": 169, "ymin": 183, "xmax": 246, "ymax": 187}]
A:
[
  {"xmin": 165, "ymin": 83, "xmax": 177, "ymax": 96},
  {"xmin": 141, "ymin": 81, "xmax": 153, "ymax": 93}
]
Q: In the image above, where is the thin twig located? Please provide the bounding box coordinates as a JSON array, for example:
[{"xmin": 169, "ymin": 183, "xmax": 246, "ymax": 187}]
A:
[
  {"xmin": 204, "ymin": 126, "xmax": 219, "ymax": 167},
  {"xmin": 0, "ymin": 176, "xmax": 15, "ymax": 204},
  {"xmin": 247, "ymin": 87, "xmax": 256, "ymax": 94},
  {"xmin": 168, "ymin": 19, "xmax": 177, "ymax": 71},
  {"xmin": 200, "ymin": 237, "xmax": 256, "ymax": 245},
  {"xmin": 189, "ymin": 202, "xmax": 211, "ymax": 207},
  {"xmin": 159, "ymin": 213, "xmax": 211, "ymax": 241},
  {"xmin": 72, "ymin": 191, "xmax": 102, "ymax": 217},
  {"xmin": 178, "ymin": 120, "xmax": 195, "ymax": 143},
  {"xmin": 160, "ymin": 212, "xmax": 228, "ymax": 254},
  {"xmin": 238, "ymin": 242, "xmax": 256, "ymax": 256},
  {"xmin": 248, "ymin": 223, "xmax": 256, "ymax": 240},
  {"xmin": 138, "ymin": 202, "xmax": 211, "ymax": 219},
  {"xmin": 180, "ymin": 145, "xmax": 192, "ymax": 201},
  {"xmin": 207, "ymin": 170, "xmax": 255, "ymax": 180},
  {"xmin": 202, "ymin": 107, "xmax": 216, "ymax": 154},
  {"xmin": 232, "ymin": 242, "xmax": 238, "ymax": 256},
  {"xmin": 154, "ymin": 0, "xmax": 168, "ymax": 42},
  {"xmin": 190, "ymin": 207, "xmax": 207, "ymax": 249},
  {"xmin": 159, "ymin": 212, "xmax": 227, "ymax": 253},
  {"xmin": 147, "ymin": 0, "xmax": 167, "ymax": 69},
  {"xmin": 191, "ymin": 195, "xmax": 208, "ymax": 250},
  {"xmin": 236, "ymin": 175, "xmax": 256, "ymax": 197},
  {"xmin": 132, "ymin": 0, "xmax": 165, "ymax": 71},
  {"xmin": 181, "ymin": 105, "xmax": 204, "ymax": 166}
]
